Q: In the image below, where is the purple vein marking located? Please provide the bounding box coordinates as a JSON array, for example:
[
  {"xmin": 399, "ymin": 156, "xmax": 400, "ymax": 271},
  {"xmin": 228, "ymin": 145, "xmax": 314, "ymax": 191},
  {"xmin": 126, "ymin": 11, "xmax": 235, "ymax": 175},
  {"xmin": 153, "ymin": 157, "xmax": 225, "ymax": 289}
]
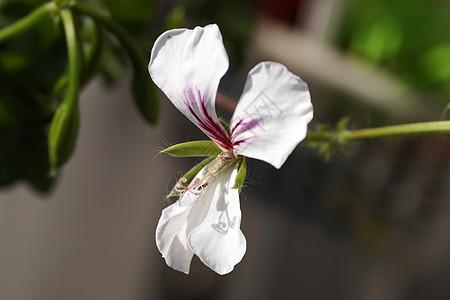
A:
[
  {"xmin": 232, "ymin": 137, "xmax": 255, "ymax": 148},
  {"xmin": 230, "ymin": 118, "xmax": 260, "ymax": 137},
  {"xmin": 183, "ymin": 87, "xmax": 233, "ymax": 150},
  {"xmin": 230, "ymin": 117, "xmax": 260, "ymax": 149}
]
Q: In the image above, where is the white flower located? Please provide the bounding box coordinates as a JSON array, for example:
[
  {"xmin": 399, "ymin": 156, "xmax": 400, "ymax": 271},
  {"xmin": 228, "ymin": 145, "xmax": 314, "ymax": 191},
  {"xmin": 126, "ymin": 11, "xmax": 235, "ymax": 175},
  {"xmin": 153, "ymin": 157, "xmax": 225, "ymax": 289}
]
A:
[{"xmin": 149, "ymin": 24, "xmax": 313, "ymax": 275}]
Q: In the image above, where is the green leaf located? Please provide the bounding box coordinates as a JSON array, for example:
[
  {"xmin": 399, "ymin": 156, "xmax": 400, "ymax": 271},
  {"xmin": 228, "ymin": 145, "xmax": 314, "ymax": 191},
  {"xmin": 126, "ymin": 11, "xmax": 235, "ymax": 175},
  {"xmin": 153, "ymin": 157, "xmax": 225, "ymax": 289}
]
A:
[
  {"xmin": 131, "ymin": 71, "xmax": 159, "ymax": 125},
  {"xmin": 161, "ymin": 140, "xmax": 222, "ymax": 157},
  {"xmin": 167, "ymin": 155, "xmax": 216, "ymax": 198},
  {"xmin": 232, "ymin": 156, "xmax": 246, "ymax": 194},
  {"xmin": 48, "ymin": 103, "xmax": 79, "ymax": 174}
]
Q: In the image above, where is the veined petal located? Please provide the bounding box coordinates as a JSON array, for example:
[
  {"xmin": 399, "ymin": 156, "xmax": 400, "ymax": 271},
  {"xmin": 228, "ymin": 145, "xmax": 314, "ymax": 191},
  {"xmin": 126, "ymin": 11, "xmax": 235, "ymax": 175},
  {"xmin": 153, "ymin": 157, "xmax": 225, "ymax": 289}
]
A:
[
  {"xmin": 230, "ymin": 62, "xmax": 313, "ymax": 169},
  {"xmin": 149, "ymin": 24, "xmax": 232, "ymax": 150},
  {"xmin": 189, "ymin": 166, "xmax": 246, "ymax": 275}
]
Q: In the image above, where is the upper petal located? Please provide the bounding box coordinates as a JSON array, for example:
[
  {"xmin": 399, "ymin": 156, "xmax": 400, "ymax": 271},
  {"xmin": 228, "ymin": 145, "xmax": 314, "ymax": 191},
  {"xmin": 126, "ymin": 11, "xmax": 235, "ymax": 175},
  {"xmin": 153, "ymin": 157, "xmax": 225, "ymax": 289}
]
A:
[
  {"xmin": 230, "ymin": 62, "xmax": 313, "ymax": 169},
  {"xmin": 188, "ymin": 166, "xmax": 246, "ymax": 275},
  {"xmin": 149, "ymin": 24, "xmax": 232, "ymax": 150}
]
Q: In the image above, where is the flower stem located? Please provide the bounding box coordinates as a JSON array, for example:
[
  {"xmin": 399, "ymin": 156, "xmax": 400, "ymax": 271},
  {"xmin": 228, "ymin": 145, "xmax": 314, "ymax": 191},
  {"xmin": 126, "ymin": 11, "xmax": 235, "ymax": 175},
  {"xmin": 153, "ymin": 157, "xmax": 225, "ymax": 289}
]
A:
[
  {"xmin": 0, "ymin": 2, "xmax": 56, "ymax": 44},
  {"xmin": 66, "ymin": 1, "xmax": 146, "ymax": 77},
  {"xmin": 67, "ymin": 0, "xmax": 159, "ymax": 124},
  {"xmin": 60, "ymin": 8, "xmax": 80, "ymax": 108},
  {"xmin": 345, "ymin": 121, "xmax": 450, "ymax": 140},
  {"xmin": 47, "ymin": 8, "xmax": 80, "ymax": 173},
  {"xmin": 304, "ymin": 121, "xmax": 450, "ymax": 143}
]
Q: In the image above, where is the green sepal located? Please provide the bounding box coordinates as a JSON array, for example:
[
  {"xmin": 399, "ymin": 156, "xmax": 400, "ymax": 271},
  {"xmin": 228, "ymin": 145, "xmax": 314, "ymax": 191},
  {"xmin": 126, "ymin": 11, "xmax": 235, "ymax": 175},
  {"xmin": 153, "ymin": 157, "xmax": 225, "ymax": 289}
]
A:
[
  {"xmin": 48, "ymin": 103, "xmax": 79, "ymax": 174},
  {"xmin": 307, "ymin": 117, "xmax": 351, "ymax": 161},
  {"xmin": 161, "ymin": 140, "xmax": 222, "ymax": 157},
  {"xmin": 131, "ymin": 71, "xmax": 159, "ymax": 125},
  {"xmin": 232, "ymin": 156, "xmax": 246, "ymax": 194},
  {"xmin": 336, "ymin": 117, "xmax": 350, "ymax": 132},
  {"xmin": 167, "ymin": 155, "xmax": 216, "ymax": 198}
]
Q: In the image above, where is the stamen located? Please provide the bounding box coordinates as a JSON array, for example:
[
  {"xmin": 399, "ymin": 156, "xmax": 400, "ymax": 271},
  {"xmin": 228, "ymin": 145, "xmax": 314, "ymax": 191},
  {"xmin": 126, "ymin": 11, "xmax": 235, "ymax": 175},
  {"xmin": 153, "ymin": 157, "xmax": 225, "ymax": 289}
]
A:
[
  {"xmin": 174, "ymin": 151, "xmax": 239, "ymax": 199},
  {"xmin": 217, "ymin": 150, "xmax": 235, "ymax": 162},
  {"xmin": 174, "ymin": 177, "xmax": 204, "ymax": 198}
]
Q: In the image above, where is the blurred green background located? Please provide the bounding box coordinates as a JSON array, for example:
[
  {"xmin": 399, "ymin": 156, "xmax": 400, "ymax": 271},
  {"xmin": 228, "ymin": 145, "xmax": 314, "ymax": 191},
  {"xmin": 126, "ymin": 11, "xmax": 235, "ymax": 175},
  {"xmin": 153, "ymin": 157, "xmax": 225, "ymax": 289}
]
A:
[{"xmin": 0, "ymin": 0, "xmax": 449, "ymax": 299}]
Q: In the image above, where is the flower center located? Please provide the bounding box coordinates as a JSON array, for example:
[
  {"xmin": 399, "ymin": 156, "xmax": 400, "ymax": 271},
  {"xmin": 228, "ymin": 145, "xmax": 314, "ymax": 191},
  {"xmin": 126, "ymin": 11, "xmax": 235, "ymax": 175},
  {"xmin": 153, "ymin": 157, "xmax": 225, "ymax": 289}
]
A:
[{"xmin": 175, "ymin": 151, "xmax": 239, "ymax": 198}]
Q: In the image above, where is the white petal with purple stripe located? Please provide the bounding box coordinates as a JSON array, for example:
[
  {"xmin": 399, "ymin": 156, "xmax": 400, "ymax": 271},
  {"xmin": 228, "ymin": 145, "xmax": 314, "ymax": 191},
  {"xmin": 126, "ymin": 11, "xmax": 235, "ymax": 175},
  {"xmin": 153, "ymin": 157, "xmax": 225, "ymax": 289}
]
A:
[
  {"xmin": 230, "ymin": 62, "xmax": 313, "ymax": 168},
  {"xmin": 149, "ymin": 24, "xmax": 231, "ymax": 150}
]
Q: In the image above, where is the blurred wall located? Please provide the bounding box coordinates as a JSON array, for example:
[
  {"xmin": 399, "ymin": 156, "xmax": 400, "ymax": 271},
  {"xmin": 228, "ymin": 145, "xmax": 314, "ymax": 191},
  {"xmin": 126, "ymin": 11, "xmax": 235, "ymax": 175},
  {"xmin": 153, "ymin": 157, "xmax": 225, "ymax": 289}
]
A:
[{"xmin": 0, "ymin": 76, "xmax": 170, "ymax": 300}]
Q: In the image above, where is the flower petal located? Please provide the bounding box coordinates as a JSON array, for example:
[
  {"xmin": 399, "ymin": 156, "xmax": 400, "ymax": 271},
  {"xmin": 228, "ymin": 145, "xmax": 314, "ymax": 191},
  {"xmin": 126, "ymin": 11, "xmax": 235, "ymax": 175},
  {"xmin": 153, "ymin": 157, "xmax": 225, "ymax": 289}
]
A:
[
  {"xmin": 189, "ymin": 166, "xmax": 246, "ymax": 275},
  {"xmin": 230, "ymin": 62, "xmax": 313, "ymax": 169},
  {"xmin": 155, "ymin": 191, "xmax": 196, "ymax": 274},
  {"xmin": 149, "ymin": 24, "xmax": 232, "ymax": 150},
  {"xmin": 156, "ymin": 159, "xmax": 240, "ymax": 274},
  {"xmin": 155, "ymin": 165, "xmax": 213, "ymax": 274}
]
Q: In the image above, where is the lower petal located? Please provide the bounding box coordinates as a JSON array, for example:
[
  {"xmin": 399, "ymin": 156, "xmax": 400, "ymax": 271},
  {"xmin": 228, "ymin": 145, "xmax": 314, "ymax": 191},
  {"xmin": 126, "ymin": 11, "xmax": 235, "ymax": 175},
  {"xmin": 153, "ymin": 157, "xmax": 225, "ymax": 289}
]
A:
[
  {"xmin": 155, "ymin": 193, "xmax": 197, "ymax": 274},
  {"xmin": 188, "ymin": 166, "xmax": 247, "ymax": 275},
  {"xmin": 156, "ymin": 158, "xmax": 233, "ymax": 274}
]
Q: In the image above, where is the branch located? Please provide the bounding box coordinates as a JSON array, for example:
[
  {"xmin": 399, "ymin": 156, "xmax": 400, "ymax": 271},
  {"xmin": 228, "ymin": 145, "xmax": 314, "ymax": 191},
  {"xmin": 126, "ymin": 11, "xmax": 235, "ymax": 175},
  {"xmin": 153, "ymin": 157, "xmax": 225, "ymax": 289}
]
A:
[
  {"xmin": 0, "ymin": 2, "xmax": 56, "ymax": 43},
  {"xmin": 305, "ymin": 121, "xmax": 450, "ymax": 143}
]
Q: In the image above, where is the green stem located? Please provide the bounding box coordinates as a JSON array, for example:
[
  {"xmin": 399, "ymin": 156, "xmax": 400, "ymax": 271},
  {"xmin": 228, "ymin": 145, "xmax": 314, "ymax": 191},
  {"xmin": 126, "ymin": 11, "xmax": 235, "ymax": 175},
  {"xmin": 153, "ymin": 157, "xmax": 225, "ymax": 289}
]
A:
[
  {"xmin": 345, "ymin": 121, "xmax": 450, "ymax": 140},
  {"xmin": 67, "ymin": 1, "xmax": 146, "ymax": 77},
  {"xmin": 0, "ymin": 2, "xmax": 56, "ymax": 44},
  {"xmin": 305, "ymin": 121, "xmax": 450, "ymax": 143},
  {"xmin": 60, "ymin": 8, "xmax": 80, "ymax": 108},
  {"xmin": 67, "ymin": 0, "xmax": 159, "ymax": 125},
  {"xmin": 83, "ymin": 20, "xmax": 103, "ymax": 82},
  {"xmin": 303, "ymin": 131, "xmax": 333, "ymax": 143}
]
